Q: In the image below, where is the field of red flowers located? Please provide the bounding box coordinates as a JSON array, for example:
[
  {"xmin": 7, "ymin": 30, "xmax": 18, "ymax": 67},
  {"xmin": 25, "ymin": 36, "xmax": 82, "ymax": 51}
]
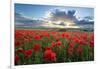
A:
[{"xmin": 15, "ymin": 29, "xmax": 94, "ymax": 65}]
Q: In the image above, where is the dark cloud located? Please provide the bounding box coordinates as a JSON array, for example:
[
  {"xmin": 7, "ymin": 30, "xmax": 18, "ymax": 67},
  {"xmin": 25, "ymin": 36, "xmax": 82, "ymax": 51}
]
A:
[{"xmin": 46, "ymin": 9, "xmax": 78, "ymax": 23}]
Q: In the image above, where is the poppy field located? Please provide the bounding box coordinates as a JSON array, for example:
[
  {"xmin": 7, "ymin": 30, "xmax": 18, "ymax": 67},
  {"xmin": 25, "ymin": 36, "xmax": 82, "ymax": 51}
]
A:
[{"xmin": 15, "ymin": 29, "xmax": 94, "ymax": 65}]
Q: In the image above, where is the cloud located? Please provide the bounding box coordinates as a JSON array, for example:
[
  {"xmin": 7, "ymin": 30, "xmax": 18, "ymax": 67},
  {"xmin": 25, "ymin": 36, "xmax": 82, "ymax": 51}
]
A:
[
  {"xmin": 42, "ymin": 8, "xmax": 80, "ymax": 28},
  {"xmin": 15, "ymin": 12, "xmax": 44, "ymax": 27},
  {"xmin": 44, "ymin": 9, "xmax": 78, "ymax": 22},
  {"xmin": 15, "ymin": 9, "xmax": 94, "ymax": 29},
  {"xmin": 15, "ymin": 12, "xmax": 33, "ymax": 23},
  {"xmin": 43, "ymin": 8, "xmax": 94, "ymax": 29}
]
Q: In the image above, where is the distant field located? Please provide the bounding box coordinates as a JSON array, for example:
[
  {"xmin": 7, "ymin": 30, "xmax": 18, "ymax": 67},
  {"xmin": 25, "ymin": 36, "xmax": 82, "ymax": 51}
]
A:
[{"xmin": 15, "ymin": 27, "xmax": 94, "ymax": 32}]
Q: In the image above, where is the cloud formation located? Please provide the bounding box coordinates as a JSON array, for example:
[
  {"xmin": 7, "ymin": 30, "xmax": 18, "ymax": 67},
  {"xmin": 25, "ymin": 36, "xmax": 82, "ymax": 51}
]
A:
[
  {"xmin": 44, "ymin": 9, "xmax": 78, "ymax": 23},
  {"xmin": 15, "ymin": 8, "xmax": 94, "ymax": 29},
  {"xmin": 43, "ymin": 8, "xmax": 94, "ymax": 28},
  {"xmin": 42, "ymin": 9, "xmax": 79, "ymax": 28}
]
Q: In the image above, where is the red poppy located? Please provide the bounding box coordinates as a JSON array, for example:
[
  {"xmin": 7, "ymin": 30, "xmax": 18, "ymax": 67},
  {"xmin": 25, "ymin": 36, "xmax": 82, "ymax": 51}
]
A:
[
  {"xmin": 68, "ymin": 42, "xmax": 74, "ymax": 48},
  {"xmin": 16, "ymin": 49, "xmax": 25, "ymax": 53},
  {"xmin": 68, "ymin": 48, "xmax": 74, "ymax": 56},
  {"xmin": 15, "ymin": 32, "xmax": 23, "ymax": 39},
  {"xmin": 15, "ymin": 41, "xmax": 21, "ymax": 47},
  {"xmin": 51, "ymin": 41, "xmax": 57, "ymax": 47},
  {"xmin": 83, "ymin": 34, "xmax": 88, "ymax": 39},
  {"xmin": 45, "ymin": 46, "xmax": 52, "ymax": 50},
  {"xmin": 51, "ymin": 52, "xmax": 56, "ymax": 61},
  {"xmin": 44, "ymin": 49, "xmax": 56, "ymax": 62},
  {"xmin": 91, "ymin": 34, "xmax": 94, "ymax": 41},
  {"xmin": 90, "ymin": 41, "xmax": 94, "ymax": 48},
  {"xmin": 44, "ymin": 50, "xmax": 52, "ymax": 61},
  {"xmin": 54, "ymin": 36, "xmax": 60, "ymax": 41},
  {"xmin": 73, "ymin": 38, "xmax": 80, "ymax": 43},
  {"xmin": 56, "ymin": 41, "xmax": 62, "ymax": 46},
  {"xmin": 62, "ymin": 33, "xmax": 69, "ymax": 38},
  {"xmin": 34, "ymin": 35, "xmax": 41, "ymax": 40},
  {"xmin": 44, "ymin": 33, "xmax": 50, "ymax": 38},
  {"xmin": 79, "ymin": 39, "xmax": 87, "ymax": 45},
  {"xmin": 76, "ymin": 47, "xmax": 83, "ymax": 55},
  {"xmin": 33, "ymin": 44, "xmax": 41, "ymax": 52},
  {"xmin": 15, "ymin": 54, "xmax": 20, "ymax": 64},
  {"xmin": 24, "ymin": 50, "xmax": 33, "ymax": 58}
]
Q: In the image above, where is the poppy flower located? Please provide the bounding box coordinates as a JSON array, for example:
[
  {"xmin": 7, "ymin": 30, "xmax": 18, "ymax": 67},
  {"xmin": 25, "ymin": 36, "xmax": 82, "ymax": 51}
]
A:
[
  {"xmin": 15, "ymin": 41, "xmax": 21, "ymax": 47},
  {"xmin": 76, "ymin": 47, "xmax": 83, "ymax": 55},
  {"xmin": 68, "ymin": 42, "xmax": 74, "ymax": 48},
  {"xmin": 44, "ymin": 33, "xmax": 50, "ymax": 38},
  {"xmin": 15, "ymin": 54, "xmax": 20, "ymax": 64},
  {"xmin": 51, "ymin": 41, "xmax": 57, "ymax": 47},
  {"xmin": 44, "ymin": 49, "xmax": 56, "ymax": 62},
  {"xmin": 29, "ymin": 38, "xmax": 32, "ymax": 42},
  {"xmin": 91, "ymin": 35, "xmax": 94, "ymax": 41},
  {"xmin": 33, "ymin": 44, "xmax": 41, "ymax": 52},
  {"xmin": 62, "ymin": 33, "xmax": 69, "ymax": 38},
  {"xmin": 15, "ymin": 32, "xmax": 23, "ymax": 39},
  {"xmin": 51, "ymin": 52, "xmax": 56, "ymax": 61},
  {"xmin": 24, "ymin": 50, "xmax": 33, "ymax": 58},
  {"xmin": 73, "ymin": 38, "xmax": 80, "ymax": 43},
  {"xmin": 83, "ymin": 35, "xmax": 88, "ymax": 39},
  {"xmin": 68, "ymin": 48, "xmax": 74, "ymax": 56},
  {"xmin": 45, "ymin": 46, "xmax": 52, "ymax": 50},
  {"xmin": 16, "ymin": 49, "xmax": 25, "ymax": 54},
  {"xmin": 90, "ymin": 41, "xmax": 94, "ymax": 48},
  {"xmin": 54, "ymin": 36, "xmax": 60, "ymax": 41},
  {"xmin": 56, "ymin": 41, "xmax": 62, "ymax": 46},
  {"xmin": 34, "ymin": 35, "xmax": 41, "ymax": 40},
  {"xmin": 44, "ymin": 50, "xmax": 52, "ymax": 61}
]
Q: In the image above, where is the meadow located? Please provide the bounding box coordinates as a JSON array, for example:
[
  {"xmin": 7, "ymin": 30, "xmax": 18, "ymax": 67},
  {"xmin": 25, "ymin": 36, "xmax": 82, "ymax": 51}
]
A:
[{"xmin": 15, "ymin": 29, "xmax": 94, "ymax": 65}]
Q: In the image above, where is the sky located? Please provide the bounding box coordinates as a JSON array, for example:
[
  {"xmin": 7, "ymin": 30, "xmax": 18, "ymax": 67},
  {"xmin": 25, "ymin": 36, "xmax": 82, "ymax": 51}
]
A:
[{"xmin": 15, "ymin": 3, "xmax": 94, "ymax": 19}]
